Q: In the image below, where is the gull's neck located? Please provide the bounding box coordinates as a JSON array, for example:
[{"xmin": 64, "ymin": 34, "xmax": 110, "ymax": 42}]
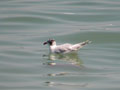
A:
[{"xmin": 51, "ymin": 41, "xmax": 57, "ymax": 46}]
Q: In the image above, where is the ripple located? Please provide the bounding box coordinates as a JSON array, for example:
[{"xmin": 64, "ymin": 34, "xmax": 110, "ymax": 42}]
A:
[
  {"xmin": 45, "ymin": 81, "xmax": 88, "ymax": 87},
  {"xmin": 0, "ymin": 0, "xmax": 120, "ymax": 90},
  {"xmin": 2, "ymin": 16, "xmax": 61, "ymax": 24}
]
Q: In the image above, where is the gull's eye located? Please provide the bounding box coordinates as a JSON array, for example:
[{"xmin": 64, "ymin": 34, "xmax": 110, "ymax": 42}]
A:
[{"xmin": 49, "ymin": 41, "xmax": 53, "ymax": 45}]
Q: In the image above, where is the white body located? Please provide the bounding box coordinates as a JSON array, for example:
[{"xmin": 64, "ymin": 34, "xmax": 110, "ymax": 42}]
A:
[{"xmin": 49, "ymin": 41, "xmax": 90, "ymax": 54}]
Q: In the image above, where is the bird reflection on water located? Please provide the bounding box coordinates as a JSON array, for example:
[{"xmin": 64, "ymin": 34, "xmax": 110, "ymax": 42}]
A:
[
  {"xmin": 43, "ymin": 53, "xmax": 86, "ymax": 86},
  {"xmin": 44, "ymin": 52, "xmax": 83, "ymax": 66}
]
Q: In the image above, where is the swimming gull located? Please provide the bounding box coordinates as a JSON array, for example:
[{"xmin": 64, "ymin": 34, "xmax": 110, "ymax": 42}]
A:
[{"xmin": 43, "ymin": 39, "xmax": 91, "ymax": 54}]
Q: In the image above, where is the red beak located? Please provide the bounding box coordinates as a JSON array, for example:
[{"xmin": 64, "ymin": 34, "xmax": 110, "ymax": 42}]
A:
[{"xmin": 43, "ymin": 42, "xmax": 47, "ymax": 45}]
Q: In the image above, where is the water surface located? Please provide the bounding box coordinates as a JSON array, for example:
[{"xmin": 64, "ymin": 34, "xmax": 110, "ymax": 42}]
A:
[{"xmin": 0, "ymin": 0, "xmax": 120, "ymax": 90}]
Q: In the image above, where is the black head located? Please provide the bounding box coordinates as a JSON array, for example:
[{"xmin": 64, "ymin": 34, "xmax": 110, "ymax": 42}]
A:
[{"xmin": 43, "ymin": 39, "xmax": 55, "ymax": 46}]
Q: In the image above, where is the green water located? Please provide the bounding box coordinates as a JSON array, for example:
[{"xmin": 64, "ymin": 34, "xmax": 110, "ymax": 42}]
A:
[{"xmin": 0, "ymin": 0, "xmax": 120, "ymax": 90}]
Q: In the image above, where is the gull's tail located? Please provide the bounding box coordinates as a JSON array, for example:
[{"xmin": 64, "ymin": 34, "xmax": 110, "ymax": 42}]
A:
[
  {"xmin": 80, "ymin": 40, "xmax": 92, "ymax": 46},
  {"xmin": 71, "ymin": 40, "xmax": 92, "ymax": 51}
]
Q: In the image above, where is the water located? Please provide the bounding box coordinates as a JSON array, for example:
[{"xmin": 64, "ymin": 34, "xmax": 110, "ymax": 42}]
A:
[{"xmin": 0, "ymin": 0, "xmax": 120, "ymax": 90}]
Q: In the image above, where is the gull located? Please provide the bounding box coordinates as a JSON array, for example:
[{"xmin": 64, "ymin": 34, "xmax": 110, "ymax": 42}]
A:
[{"xmin": 43, "ymin": 39, "xmax": 91, "ymax": 54}]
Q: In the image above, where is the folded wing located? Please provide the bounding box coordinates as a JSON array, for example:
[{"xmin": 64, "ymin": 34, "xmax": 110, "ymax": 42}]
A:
[{"xmin": 54, "ymin": 44, "xmax": 73, "ymax": 53}]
